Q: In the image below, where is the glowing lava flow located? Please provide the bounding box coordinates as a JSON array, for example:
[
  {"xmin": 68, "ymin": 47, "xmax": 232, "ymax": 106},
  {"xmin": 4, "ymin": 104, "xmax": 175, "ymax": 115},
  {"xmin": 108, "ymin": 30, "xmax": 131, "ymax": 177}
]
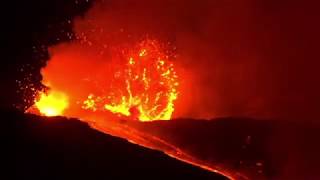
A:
[
  {"xmin": 87, "ymin": 119, "xmax": 236, "ymax": 180},
  {"xmin": 82, "ymin": 40, "xmax": 179, "ymax": 121}
]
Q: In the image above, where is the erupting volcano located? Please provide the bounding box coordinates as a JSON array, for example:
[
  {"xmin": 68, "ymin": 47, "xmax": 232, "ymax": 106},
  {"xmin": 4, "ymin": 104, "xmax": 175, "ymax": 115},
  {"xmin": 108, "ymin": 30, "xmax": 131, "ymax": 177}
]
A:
[
  {"xmin": 22, "ymin": 0, "xmax": 236, "ymax": 178},
  {"xmin": 28, "ymin": 39, "xmax": 179, "ymax": 122},
  {"xmin": 4, "ymin": 0, "xmax": 320, "ymax": 179},
  {"xmin": 24, "ymin": 33, "xmax": 235, "ymax": 178},
  {"xmin": 20, "ymin": 0, "xmax": 240, "ymax": 178}
]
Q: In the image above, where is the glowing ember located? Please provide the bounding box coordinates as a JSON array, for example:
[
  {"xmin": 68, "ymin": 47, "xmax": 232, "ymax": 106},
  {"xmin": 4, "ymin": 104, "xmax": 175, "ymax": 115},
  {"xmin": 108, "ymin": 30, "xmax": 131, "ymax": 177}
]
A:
[
  {"xmin": 82, "ymin": 40, "xmax": 179, "ymax": 121},
  {"xmin": 34, "ymin": 90, "xmax": 69, "ymax": 116}
]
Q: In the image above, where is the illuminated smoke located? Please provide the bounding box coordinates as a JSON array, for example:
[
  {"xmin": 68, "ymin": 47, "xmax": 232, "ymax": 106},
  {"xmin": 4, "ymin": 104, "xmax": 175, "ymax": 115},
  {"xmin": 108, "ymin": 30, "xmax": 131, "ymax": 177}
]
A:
[
  {"xmin": 28, "ymin": 38, "xmax": 179, "ymax": 121},
  {"xmin": 27, "ymin": 0, "xmax": 320, "ymax": 121}
]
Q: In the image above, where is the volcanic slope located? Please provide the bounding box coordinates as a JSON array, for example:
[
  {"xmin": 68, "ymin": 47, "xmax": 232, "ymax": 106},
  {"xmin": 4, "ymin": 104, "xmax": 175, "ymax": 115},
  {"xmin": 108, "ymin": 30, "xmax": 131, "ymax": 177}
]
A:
[
  {"xmin": 1, "ymin": 109, "xmax": 228, "ymax": 180},
  {"xmin": 128, "ymin": 118, "xmax": 320, "ymax": 180}
]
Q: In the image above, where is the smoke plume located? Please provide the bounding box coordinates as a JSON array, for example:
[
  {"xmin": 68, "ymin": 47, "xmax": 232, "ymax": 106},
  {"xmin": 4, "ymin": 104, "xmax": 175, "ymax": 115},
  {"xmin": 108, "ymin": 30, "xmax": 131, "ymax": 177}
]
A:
[{"xmin": 43, "ymin": 0, "xmax": 320, "ymax": 121}]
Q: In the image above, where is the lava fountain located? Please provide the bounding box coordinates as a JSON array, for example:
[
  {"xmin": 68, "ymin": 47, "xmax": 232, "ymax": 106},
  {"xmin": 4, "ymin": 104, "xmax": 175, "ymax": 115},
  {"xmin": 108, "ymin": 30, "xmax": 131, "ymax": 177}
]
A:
[
  {"xmin": 27, "ymin": 39, "xmax": 179, "ymax": 122},
  {"xmin": 82, "ymin": 40, "xmax": 178, "ymax": 121}
]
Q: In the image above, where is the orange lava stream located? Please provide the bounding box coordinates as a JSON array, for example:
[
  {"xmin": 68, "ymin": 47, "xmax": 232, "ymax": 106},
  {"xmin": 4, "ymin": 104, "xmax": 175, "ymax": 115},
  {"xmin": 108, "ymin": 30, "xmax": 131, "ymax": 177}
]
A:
[{"xmin": 85, "ymin": 119, "xmax": 238, "ymax": 180}]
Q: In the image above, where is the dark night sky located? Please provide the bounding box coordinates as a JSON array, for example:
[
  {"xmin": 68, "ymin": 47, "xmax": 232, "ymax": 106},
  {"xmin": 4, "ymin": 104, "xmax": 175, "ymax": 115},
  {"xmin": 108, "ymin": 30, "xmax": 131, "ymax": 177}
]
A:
[
  {"xmin": 1, "ymin": 0, "xmax": 92, "ymax": 108},
  {"xmin": 2, "ymin": 0, "xmax": 320, "ymax": 121}
]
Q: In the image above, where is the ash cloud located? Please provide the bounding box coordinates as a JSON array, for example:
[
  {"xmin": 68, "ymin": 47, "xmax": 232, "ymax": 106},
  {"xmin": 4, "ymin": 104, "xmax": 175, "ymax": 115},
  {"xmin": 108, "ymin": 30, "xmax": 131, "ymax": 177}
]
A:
[{"xmin": 48, "ymin": 0, "xmax": 320, "ymax": 121}]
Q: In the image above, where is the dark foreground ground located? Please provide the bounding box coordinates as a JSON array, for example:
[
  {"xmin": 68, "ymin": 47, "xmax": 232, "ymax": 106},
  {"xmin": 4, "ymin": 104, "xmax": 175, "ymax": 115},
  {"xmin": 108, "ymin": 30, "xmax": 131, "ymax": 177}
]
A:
[
  {"xmin": 0, "ymin": 109, "xmax": 228, "ymax": 180},
  {"xmin": 2, "ymin": 108, "xmax": 319, "ymax": 180},
  {"xmin": 129, "ymin": 117, "xmax": 320, "ymax": 180}
]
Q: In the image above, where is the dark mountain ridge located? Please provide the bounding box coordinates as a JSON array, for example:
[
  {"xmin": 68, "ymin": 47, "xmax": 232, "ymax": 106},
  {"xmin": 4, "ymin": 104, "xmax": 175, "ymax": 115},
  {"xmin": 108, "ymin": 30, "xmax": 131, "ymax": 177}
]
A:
[{"xmin": 1, "ymin": 109, "xmax": 227, "ymax": 180}]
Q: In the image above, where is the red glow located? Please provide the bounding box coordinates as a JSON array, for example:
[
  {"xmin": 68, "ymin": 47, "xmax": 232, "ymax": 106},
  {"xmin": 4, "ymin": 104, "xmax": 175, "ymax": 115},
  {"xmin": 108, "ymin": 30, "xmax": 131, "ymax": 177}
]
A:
[
  {"xmin": 82, "ymin": 40, "xmax": 178, "ymax": 121},
  {"xmin": 28, "ymin": 39, "xmax": 179, "ymax": 122},
  {"xmin": 24, "ymin": 1, "xmax": 235, "ymax": 179}
]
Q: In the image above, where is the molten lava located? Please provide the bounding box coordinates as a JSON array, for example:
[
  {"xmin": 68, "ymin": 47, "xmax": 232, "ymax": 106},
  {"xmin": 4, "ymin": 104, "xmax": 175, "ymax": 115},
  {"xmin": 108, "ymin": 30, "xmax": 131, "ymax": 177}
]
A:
[
  {"xmin": 29, "ymin": 39, "xmax": 178, "ymax": 121},
  {"xmin": 82, "ymin": 40, "xmax": 178, "ymax": 121},
  {"xmin": 34, "ymin": 90, "xmax": 69, "ymax": 116}
]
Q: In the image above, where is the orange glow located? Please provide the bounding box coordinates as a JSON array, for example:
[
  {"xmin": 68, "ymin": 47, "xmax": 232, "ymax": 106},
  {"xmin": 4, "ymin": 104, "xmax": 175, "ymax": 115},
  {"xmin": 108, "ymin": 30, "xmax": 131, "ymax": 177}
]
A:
[
  {"xmin": 34, "ymin": 90, "xmax": 69, "ymax": 116},
  {"xmin": 82, "ymin": 40, "xmax": 179, "ymax": 121},
  {"xmin": 28, "ymin": 39, "xmax": 179, "ymax": 121}
]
